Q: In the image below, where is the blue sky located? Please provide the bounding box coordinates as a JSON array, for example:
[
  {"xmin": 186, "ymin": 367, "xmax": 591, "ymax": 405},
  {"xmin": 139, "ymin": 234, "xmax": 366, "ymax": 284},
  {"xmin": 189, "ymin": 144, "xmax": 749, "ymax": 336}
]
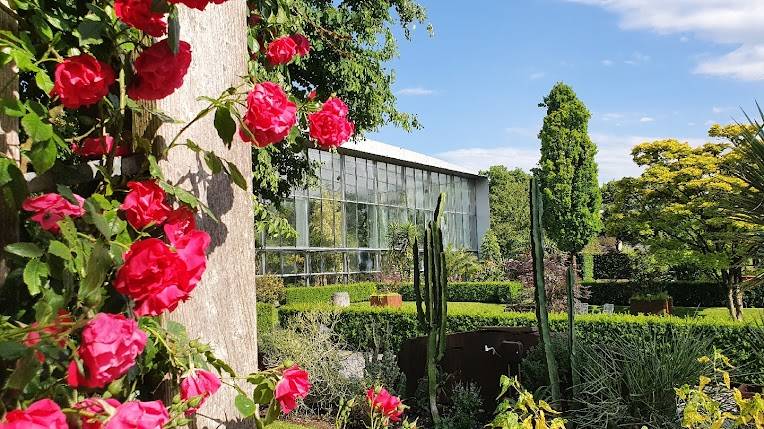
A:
[{"xmin": 367, "ymin": 0, "xmax": 764, "ymax": 182}]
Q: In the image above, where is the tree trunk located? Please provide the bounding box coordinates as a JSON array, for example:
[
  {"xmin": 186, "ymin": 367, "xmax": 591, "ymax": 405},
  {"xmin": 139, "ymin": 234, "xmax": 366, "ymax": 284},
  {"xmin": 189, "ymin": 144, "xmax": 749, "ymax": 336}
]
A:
[
  {"xmin": 0, "ymin": 0, "xmax": 20, "ymax": 286},
  {"xmin": 724, "ymin": 268, "xmax": 744, "ymax": 321},
  {"xmin": 156, "ymin": 3, "xmax": 258, "ymax": 428}
]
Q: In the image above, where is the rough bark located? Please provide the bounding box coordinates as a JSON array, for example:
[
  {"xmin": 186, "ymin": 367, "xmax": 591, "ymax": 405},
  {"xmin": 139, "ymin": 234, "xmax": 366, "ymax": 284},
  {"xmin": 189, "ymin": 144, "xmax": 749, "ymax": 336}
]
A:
[
  {"xmin": 0, "ymin": 0, "xmax": 20, "ymax": 286},
  {"xmin": 724, "ymin": 268, "xmax": 744, "ymax": 321},
  {"xmin": 155, "ymin": 3, "xmax": 258, "ymax": 428}
]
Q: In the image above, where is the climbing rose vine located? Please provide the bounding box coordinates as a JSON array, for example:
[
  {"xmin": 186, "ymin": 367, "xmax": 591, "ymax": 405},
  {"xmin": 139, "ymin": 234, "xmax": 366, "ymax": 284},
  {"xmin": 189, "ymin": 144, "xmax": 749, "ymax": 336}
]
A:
[{"xmin": 0, "ymin": 0, "xmax": 358, "ymax": 426}]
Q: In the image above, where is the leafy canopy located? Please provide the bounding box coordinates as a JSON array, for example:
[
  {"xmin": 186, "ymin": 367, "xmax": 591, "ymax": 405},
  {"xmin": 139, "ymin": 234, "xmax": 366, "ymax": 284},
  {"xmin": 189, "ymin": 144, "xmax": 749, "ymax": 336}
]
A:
[
  {"xmin": 480, "ymin": 165, "xmax": 531, "ymax": 258},
  {"xmin": 537, "ymin": 83, "xmax": 601, "ymax": 254}
]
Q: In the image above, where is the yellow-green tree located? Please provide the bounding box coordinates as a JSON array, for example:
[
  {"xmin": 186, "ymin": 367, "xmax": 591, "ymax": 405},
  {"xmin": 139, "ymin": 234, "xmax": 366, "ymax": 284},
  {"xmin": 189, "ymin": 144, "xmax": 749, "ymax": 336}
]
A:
[{"xmin": 604, "ymin": 135, "xmax": 754, "ymax": 320}]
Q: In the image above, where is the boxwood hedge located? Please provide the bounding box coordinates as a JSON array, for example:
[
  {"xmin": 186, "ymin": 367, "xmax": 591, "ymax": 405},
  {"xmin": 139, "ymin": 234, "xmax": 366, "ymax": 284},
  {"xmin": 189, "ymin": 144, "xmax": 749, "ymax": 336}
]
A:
[
  {"xmin": 396, "ymin": 281, "xmax": 523, "ymax": 303},
  {"xmin": 278, "ymin": 303, "xmax": 764, "ymax": 384},
  {"xmin": 584, "ymin": 280, "xmax": 729, "ymax": 307},
  {"xmin": 283, "ymin": 282, "xmax": 377, "ymax": 304}
]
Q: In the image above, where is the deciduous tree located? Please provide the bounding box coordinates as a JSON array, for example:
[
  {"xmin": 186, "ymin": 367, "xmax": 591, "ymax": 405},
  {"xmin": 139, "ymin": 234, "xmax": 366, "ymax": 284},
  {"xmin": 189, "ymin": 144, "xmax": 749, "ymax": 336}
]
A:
[{"xmin": 480, "ymin": 165, "xmax": 531, "ymax": 258}]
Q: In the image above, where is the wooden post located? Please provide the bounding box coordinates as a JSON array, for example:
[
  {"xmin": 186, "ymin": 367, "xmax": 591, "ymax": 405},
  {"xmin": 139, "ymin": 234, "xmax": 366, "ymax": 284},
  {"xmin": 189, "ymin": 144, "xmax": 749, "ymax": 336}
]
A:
[
  {"xmin": 0, "ymin": 0, "xmax": 20, "ymax": 285},
  {"xmin": 156, "ymin": 2, "xmax": 258, "ymax": 427}
]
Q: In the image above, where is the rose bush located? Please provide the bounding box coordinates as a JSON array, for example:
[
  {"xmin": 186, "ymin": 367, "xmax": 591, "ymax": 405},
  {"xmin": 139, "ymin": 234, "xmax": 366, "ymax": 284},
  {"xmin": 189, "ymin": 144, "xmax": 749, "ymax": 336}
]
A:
[{"xmin": 0, "ymin": 0, "xmax": 362, "ymax": 427}]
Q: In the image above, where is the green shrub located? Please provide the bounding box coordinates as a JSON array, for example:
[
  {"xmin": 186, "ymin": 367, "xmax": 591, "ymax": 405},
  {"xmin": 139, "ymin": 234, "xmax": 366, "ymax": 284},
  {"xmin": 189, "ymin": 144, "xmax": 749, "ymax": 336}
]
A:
[
  {"xmin": 629, "ymin": 291, "xmax": 671, "ymax": 303},
  {"xmin": 279, "ymin": 304, "xmax": 764, "ymax": 384},
  {"xmin": 256, "ymin": 303, "xmax": 279, "ymax": 338},
  {"xmin": 256, "ymin": 275, "xmax": 285, "ymax": 303},
  {"xmin": 593, "ymin": 252, "xmax": 633, "ymax": 279},
  {"xmin": 284, "ymin": 282, "xmax": 377, "ymax": 304},
  {"xmin": 581, "ymin": 253, "xmax": 594, "ymax": 282},
  {"xmin": 397, "ymin": 281, "xmax": 523, "ymax": 304},
  {"xmin": 584, "ymin": 280, "xmax": 726, "ymax": 307}
]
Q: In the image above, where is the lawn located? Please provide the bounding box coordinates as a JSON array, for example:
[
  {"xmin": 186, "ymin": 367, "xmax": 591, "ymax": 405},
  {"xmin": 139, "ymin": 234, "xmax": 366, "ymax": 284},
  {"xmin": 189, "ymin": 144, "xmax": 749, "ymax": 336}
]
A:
[{"xmin": 349, "ymin": 301, "xmax": 764, "ymax": 321}]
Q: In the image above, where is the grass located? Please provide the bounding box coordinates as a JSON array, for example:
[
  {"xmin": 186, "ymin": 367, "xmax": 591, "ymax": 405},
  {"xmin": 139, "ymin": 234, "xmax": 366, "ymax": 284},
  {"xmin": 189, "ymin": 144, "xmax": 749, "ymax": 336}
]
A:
[
  {"xmin": 270, "ymin": 421, "xmax": 314, "ymax": 429},
  {"xmin": 350, "ymin": 301, "xmax": 764, "ymax": 321}
]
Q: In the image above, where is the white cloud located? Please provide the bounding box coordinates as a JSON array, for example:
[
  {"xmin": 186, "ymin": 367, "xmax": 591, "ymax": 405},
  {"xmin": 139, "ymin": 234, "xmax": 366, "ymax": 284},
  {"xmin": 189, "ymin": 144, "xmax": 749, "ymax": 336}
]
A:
[
  {"xmin": 639, "ymin": 116, "xmax": 655, "ymax": 122},
  {"xmin": 565, "ymin": 0, "xmax": 764, "ymax": 81},
  {"xmin": 624, "ymin": 51, "xmax": 651, "ymax": 65},
  {"xmin": 529, "ymin": 72, "xmax": 546, "ymax": 80},
  {"xmin": 680, "ymin": 35, "xmax": 690, "ymax": 42},
  {"xmin": 712, "ymin": 106, "xmax": 725, "ymax": 113},
  {"xmin": 395, "ymin": 87, "xmax": 437, "ymax": 96},
  {"xmin": 599, "ymin": 112, "xmax": 624, "ymax": 121},
  {"xmin": 436, "ymin": 132, "xmax": 707, "ymax": 182},
  {"xmin": 601, "ymin": 59, "xmax": 614, "ymax": 66}
]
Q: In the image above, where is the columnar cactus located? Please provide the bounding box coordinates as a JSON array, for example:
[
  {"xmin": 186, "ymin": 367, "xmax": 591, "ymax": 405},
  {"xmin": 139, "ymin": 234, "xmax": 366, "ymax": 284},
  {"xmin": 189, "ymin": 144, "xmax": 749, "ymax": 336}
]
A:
[
  {"xmin": 530, "ymin": 174, "xmax": 561, "ymax": 402},
  {"xmin": 413, "ymin": 192, "xmax": 448, "ymax": 426}
]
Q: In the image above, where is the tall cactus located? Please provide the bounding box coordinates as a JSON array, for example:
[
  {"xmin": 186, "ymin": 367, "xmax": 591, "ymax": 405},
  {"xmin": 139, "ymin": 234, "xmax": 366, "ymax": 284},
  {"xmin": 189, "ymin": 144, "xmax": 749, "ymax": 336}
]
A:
[
  {"xmin": 530, "ymin": 174, "xmax": 561, "ymax": 402},
  {"xmin": 413, "ymin": 192, "xmax": 448, "ymax": 426}
]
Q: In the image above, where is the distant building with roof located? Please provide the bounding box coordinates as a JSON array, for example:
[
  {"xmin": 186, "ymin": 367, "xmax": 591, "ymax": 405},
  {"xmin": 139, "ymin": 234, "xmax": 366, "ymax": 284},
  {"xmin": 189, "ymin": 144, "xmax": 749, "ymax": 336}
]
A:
[{"xmin": 257, "ymin": 140, "xmax": 490, "ymax": 284}]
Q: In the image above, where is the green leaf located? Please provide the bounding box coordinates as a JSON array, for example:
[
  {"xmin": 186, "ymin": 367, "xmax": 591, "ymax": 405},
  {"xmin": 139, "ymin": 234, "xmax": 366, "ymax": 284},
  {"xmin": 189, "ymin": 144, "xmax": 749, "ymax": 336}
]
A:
[
  {"xmin": 48, "ymin": 241, "xmax": 71, "ymax": 260},
  {"xmin": 213, "ymin": 107, "xmax": 236, "ymax": 145},
  {"xmin": 148, "ymin": 155, "xmax": 164, "ymax": 180},
  {"xmin": 225, "ymin": 161, "xmax": 248, "ymax": 190},
  {"xmin": 29, "ymin": 15, "xmax": 52, "ymax": 42},
  {"xmin": 234, "ymin": 394, "xmax": 257, "ymax": 418},
  {"xmin": 79, "ymin": 241, "xmax": 111, "ymax": 306},
  {"xmin": 204, "ymin": 151, "xmax": 223, "ymax": 174},
  {"xmin": 21, "ymin": 112, "xmax": 53, "ymax": 142},
  {"xmin": 0, "ymin": 157, "xmax": 27, "ymax": 210},
  {"xmin": 27, "ymin": 139, "xmax": 56, "ymax": 174},
  {"xmin": 0, "ymin": 341, "xmax": 28, "ymax": 360},
  {"xmin": 167, "ymin": 8, "xmax": 180, "ymax": 54},
  {"xmin": 0, "ymin": 98, "xmax": 25, "ymax": 117},
  {"xmin": 6, "ymin": 353, "xmax": 40, "ymax": 390},
  {"xmin": 5, "ymin": 242, "xmax": 43, "ymax": 258},
  {"xmin": 34, "ymin": 70, "xmax": 53, "ymax": 93},
  {"xmin": 76, "ymin": 18, "xmax": 105, "ymax": 46},
  {"xmin": 23, "ymin": 258, "xmax": 48, "ymax": 296},
  {"xmin": 173, "ymin": 187, "xmax": 199, "ymax": 208}
]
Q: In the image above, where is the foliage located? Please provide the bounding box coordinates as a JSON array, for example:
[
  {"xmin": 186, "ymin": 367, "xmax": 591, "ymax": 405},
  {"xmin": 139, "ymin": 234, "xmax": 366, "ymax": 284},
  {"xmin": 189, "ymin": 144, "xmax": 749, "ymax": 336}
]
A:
[
  {"xmin": 279, "ymin": 303, "xmax": 764, "ymax": 385},
  {"xmin": 257, "ymin": 302, "xmax": 280, "ymax": 340},
  {"xmin": 361, "ymin": 322, "xmax": 406, "ymax": 397},
  {"xmin": 383, "ymin": 222, "xmax": 417, "ymax": 283},
  {"xmin": 537, "ymin": 82, "xmax": 602, "ymax": 254},
  {"xmin": 480, "ymin": 228, "xmax": 503, "ymax": 262},
  {"xmin": 444, "ymin": 245, "xmax": 480, "ymax": 281},
  {"xmin": 487, "ymin": 376, "xmax": 566, "ymax": 429},
  {"xmin": 591, "ymin": 252, "xmax": 633, "ymax": 280},
  {"xmin": 260, "ymin": 311, "xmax": 356, "ymax": 416},
  {"xmin": 412, "ymin": 192, "xmax": 448, "ymax": 425},
  {"xmin": 519, "ymin": 334, "xmax": 571, "ymax": 398},
  {"xmin": 583, "ymin": 280, "xmax": 732, "ymax": 307},
  {"xmin": 398, "ymin": 281, "xmax": 523, "ymax": 304},
  {"xmin": 505, "ymin": 247, "xmax": 570, "ymax": 312},
  {"xmin": 480, "ymin": 166, "xmax": 531, "ymax": 259},
  {"xmin": 258, "ymin": 275, "xmax": 286, "ymax": 303},
  {"xmin": 440, "ymin": 382, "xmax": 485, "ymax": 429},
  {"xmin": 676, "ymin": 350, "xmax": 764, "ymax": 428},
  {"xmin": 571, "ymin": 331, "xmax": 710, "ymax": 428},
  {"xmin": 284, "ymin": 282, "xmax": 377, "ymax": 304},
  {"xmin": 581, "ymin": 253, "xmax": 594, "ymax": 282},
  {"xmin": 602, "ymin": 133, "xmax": 757, "ymax": 319},
  {"xmin": 248, "ymin": 0, "xmax": 429, "ymax": 237},
  {"xmin": 629, "ymin": 291, "xmax": 671, "ymax": 303}
]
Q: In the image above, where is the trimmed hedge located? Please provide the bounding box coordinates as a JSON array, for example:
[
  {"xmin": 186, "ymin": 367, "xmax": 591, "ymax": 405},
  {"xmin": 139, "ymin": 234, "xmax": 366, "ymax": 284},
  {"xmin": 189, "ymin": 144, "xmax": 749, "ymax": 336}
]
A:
[
  {"xmin": 256, "ymin": 303, "xmax": 278, "ymax": 338},
  {"xmin": 584, "ymin": 280, "xmax": 729, "ymax": 307},
  {"xmin": 397, "ymin": 281, "xmax": 523, "ymax": 304},
  {"xmin": 593, "ymin": 253, "xmax": 633, "ymax": 280},
  {"xmin": 284, "ymin": 282, "xmax": 377, "ymax": 304},
  {"xmin": 279, "ymin": 303, "xmax": 764, "ymax": 384}
]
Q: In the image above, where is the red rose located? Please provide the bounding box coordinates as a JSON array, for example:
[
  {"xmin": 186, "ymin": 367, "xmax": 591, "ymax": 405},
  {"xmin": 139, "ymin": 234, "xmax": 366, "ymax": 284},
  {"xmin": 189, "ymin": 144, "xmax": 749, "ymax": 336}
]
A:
[
  {"xmin": 114, "ymin": 236, "xmax": 208, "ymax": 316},
  {"xmin": 275, "ymin": 365, "xmax": 311, "ymax": 414},
  {"xmin": 72, "ymin": 135, "xmax": 129, "ymax": 159},
  {"xmin": 367, "ymin": 387, "xmax": 404, "ymax": 423},
  {"xmin": 74, "ymin": 398, "xmax": 120, "ymax": 429},
  {"xmin": 290, "ymin": 34, "xmax": 311, "ymax": 56},
  {"xmin": 22, "ymin": 193, "xmax": 85, "ymax": 233},
  {"xmin": 168, "ymin": 0, "xmax": 226, "ymax": 10},
  {"xmin": 180, "ymin": 369, "xmax": 221, "ymax": 414},
  {"xmin": 266, "ymin": 35, "xmax": 298, "ymax": 65},
  {"xmin": 308, "ymin": 97, "xmax": 355, "ymax": 149},
  {"xmin": 115, "ymin": 0, "xmax": 166, "ymax": 37},
  {"xmin": 67, "ymin": 313, "xmax": 147, "ymax": 388},
  {"xmin": 120, "ymin": 180, "xmax": 171, "ymax": 230},
  {"xmin": 0, "ymin": 399, "xmax": 67, "ymax": 429},
  {"xmin": 104, "ymin": 401, "xmax": 169, "ymax": 429},
  {"xmin": 307, "ymin": 89, "xmax": 317, "ymax": 101},
  {"xmin": 239, "ymin": 82, "xmax": 297, "ymax": 147},
  {"xmin": 127, "ymin": 40, "xmax": 192, "ymax": 101},
  {"xmin": 23, "ymin": 311, "xmax": 72, "ymax": 363},
  {"xmin": 52, "ymin": 54, "xmax": 115, "ymax": 109},
  {"xmin": 163, "ymin": 205, "xmax": 197, "ymax": 243}
]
